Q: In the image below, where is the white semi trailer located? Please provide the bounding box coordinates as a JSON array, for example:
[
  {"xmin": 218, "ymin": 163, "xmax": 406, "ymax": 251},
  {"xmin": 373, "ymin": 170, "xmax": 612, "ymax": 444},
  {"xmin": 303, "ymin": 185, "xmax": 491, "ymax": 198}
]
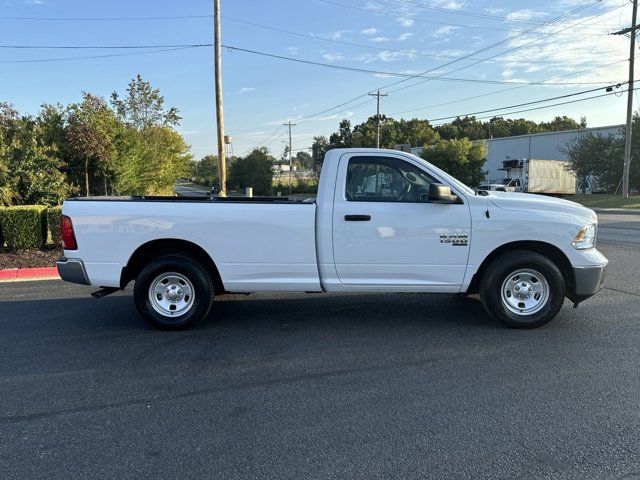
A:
[{"xmin": 479, "ymin": 159, "xmax": 577, "ymax": 196}]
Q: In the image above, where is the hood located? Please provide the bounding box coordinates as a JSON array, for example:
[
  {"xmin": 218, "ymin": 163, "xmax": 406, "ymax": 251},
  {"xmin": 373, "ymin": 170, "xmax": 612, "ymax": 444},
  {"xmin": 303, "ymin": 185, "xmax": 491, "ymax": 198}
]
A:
[{"xmin": 488, "ymin": 191, "xmax": 597, "ymax": 223}]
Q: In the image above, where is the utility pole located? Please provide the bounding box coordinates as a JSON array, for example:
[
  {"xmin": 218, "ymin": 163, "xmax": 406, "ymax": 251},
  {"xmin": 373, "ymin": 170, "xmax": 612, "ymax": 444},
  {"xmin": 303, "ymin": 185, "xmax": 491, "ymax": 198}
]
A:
[
  {"xmin": 213, "ymin": 0, "xmax": 227, "ymax": 196},
  {"xmin": 368, "ymin": 90, "xmax": 388, "ymax": 148},
  {"xmin": 284, "ymin": 121, "xmax": 296, "ymax": 194},
  {"xmin": 613, "ymin": 0, "xmax": 638, "ymax": 198}
]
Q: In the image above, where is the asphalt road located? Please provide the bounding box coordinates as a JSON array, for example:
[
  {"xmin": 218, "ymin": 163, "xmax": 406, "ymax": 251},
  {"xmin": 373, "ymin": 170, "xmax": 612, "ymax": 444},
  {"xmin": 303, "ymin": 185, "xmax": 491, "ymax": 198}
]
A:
[{"xmin": 1, "ymin": 215, "xmax": 639, "ymax": 479}]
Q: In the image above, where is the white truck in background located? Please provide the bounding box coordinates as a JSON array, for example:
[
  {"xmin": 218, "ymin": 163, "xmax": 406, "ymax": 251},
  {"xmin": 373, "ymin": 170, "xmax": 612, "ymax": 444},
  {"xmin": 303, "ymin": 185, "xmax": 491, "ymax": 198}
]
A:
[
  {"xmin": 479, "ymin": 159, "xmax": 577, "ymax": 195},
  {"xmin": 57, "ymin": 148, "xmax": 606, "ymax": 331}
]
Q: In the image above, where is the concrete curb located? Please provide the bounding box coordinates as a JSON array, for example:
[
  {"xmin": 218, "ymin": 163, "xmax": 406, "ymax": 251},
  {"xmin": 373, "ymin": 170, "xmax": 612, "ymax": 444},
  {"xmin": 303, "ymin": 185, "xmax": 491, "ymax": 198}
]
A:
[{"xmin": 0, "ymin": 267, "xmax": 59, "ymax": 283}]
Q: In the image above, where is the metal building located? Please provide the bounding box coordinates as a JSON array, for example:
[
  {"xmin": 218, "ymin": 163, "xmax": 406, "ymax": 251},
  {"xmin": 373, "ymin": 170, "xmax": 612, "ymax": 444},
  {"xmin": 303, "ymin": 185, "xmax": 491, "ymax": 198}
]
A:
[
  {"xmin": 480, "ymin": 125, "xmax": 623, "ymax": 183},
  {"xmin": 410, "ymin": 124, "xmax": 623, "ymax": 184}
]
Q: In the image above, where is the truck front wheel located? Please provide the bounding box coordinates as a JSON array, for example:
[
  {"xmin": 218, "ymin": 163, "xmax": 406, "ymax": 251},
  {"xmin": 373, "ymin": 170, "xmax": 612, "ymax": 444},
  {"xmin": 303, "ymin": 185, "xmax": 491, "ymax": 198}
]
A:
[
  {"xmin": 479, "ymin": 251, "xmax": 565, "ymax": 328},
  {"xmin": 133, "ymin": 254, "xmax": 215, "ymax": 330}
]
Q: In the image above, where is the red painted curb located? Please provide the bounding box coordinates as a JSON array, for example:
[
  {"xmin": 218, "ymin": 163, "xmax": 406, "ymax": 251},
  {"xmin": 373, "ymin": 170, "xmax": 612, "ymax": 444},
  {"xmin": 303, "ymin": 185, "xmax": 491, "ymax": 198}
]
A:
[{"xmin": 0, "ymin": 266, "xmax": 59, "ymax": 282}]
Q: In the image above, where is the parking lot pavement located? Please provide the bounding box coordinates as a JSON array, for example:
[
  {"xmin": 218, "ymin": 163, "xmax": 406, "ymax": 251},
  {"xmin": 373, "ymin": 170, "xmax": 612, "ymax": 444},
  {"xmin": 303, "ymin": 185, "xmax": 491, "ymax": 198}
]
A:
[{"xmin": 1, "ymin": 240, "xmax": 639, "ymax": 480}]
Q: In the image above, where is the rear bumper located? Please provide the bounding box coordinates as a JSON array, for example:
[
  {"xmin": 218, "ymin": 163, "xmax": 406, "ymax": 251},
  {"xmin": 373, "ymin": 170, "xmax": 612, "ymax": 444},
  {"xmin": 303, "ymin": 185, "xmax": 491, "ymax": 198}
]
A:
[
  {"xmin": 56, "ymin": 257, "xmax": 90, "ymax": 286},
  {"xmin": 570, "ymin": 263, "xmax": 607, "ymax": 304}
]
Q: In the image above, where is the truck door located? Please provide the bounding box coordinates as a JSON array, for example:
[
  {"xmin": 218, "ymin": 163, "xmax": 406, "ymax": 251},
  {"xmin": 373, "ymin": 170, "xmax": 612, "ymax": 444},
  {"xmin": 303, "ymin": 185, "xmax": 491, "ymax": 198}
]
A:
[{"xmin": 331, "ymin": 153, "xmax": 471, "ymax": 289}]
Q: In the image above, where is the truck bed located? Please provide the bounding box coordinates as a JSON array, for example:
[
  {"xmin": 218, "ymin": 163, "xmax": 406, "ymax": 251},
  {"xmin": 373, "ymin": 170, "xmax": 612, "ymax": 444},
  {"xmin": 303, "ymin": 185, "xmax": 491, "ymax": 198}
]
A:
[{"xmin": 65, "ymin": 195, "xmax": 315, "ymax": 204}]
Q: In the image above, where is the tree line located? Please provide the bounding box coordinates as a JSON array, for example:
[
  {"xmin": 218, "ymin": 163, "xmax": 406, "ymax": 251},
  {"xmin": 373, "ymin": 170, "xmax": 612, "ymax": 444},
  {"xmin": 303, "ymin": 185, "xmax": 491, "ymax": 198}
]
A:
[
  {"xmin": 0, "ymin": 74, "xmax": 192, "ymax": 206},
  {"xmin": 309, "ymin": 115, "xmax": 586, "ymax": 187}
]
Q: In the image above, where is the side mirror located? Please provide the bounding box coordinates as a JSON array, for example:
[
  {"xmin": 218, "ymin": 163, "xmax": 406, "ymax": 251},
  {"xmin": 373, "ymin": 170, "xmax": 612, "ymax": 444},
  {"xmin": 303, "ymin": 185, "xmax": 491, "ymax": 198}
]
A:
[{"xmin": 428, "ymin": 183, "xmax": 458, "ymax": 204}]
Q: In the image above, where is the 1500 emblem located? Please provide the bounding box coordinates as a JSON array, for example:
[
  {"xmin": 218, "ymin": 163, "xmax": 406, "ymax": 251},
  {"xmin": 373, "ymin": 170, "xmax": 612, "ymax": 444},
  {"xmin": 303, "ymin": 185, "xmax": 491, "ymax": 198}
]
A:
[{"xmin": 440, "ymin": 233, "xmax": 469, "ymax": 246}]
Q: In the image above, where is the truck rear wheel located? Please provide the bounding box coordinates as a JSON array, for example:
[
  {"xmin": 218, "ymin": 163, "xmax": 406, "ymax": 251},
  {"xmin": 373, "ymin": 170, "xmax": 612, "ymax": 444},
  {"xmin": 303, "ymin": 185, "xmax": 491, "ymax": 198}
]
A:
[
  {"xmin": 133, "ymin": 254, "xmax": 214, "ymax": 330},
  {"xmin": 479, "ymin": 250, "xmax": 565, "ymax": 329}
]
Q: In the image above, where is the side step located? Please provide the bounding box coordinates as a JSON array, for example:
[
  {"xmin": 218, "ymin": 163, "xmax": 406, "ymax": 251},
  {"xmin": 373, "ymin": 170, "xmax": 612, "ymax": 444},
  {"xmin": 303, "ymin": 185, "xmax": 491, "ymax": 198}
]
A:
[{"xmin": 91, "ymin": 287, "xmax": 120, "ymax": 298}]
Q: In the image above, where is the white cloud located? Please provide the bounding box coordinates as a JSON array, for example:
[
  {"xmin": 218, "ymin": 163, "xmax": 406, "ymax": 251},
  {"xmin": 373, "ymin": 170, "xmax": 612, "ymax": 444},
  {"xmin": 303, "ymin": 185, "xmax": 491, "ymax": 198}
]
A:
[
  {"xmin": 286, "ymin": 47, "xmax": 298, "ymax": 55},
  {"xmin": 430, "ymin": 0, "xmax": 465, "ymax": 9},
  {"xmin": 329, "ymin": 30, "xmax": 349, "ymax": 40},
  {"xmin": 498, "ymin": 4, "xmax": 631, "ymax": 87},
  {"xmin": 322, "ymin": 52, "xmax": 345, "ymax": 62},
  {"xmin": 431, "ymin": 26, "xmax": 458, "ymax": 38},
  {"xmin": 377, "ymin": 50, "xmax": 417, "ymax": 62},
  {"xmin": 237, "ymin": 87, "xmax": 256, "ymax": 94},
  {"xmin": 397, "ymin": 17, "xmax": 414, "ymax": 27},
  {"xmin": 506, "ymin": 9, "xmax": 548, "ymax": 21},
  {"xmin": 361, "ymin": 28, "xmax": 377, "ymax": 35},
  {"xmin": 370, "ymin": 37, "xmax": 391, "ymax": 43},
  {"xmin": 396, "ymin": 32, "xmax": 413, "ymax": 42}
]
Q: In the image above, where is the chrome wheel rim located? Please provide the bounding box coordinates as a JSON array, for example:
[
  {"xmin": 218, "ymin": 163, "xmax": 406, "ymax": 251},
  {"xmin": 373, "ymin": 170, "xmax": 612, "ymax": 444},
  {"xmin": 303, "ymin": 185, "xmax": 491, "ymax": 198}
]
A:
[
  {"xmin": 500, "ymin": 269, "xmax": 549, "ymax": 316},
  {"xmin": 148, "ymin": 272, "xmax": 195, "ymax": 318}
]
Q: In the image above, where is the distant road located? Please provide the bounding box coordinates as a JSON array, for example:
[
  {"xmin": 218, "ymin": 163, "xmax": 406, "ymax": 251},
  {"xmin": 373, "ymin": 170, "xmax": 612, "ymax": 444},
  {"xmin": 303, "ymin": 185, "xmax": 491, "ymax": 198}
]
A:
[
  {"xmin": 597, "ymin": 211, "xmax": 640, "ymax": 245},
  {"xmin": 173, "ymin": 181, "xmax": 210, "ymax": 197}
]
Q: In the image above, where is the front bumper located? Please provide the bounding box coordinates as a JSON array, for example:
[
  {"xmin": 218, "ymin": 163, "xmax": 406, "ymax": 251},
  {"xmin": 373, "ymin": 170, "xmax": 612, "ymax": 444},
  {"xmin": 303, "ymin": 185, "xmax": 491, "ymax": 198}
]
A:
[
  {"xmin": 570, "ymin": 263, "xmax": 607, "ymax": 304},
  {"xmin": 56, "ymin": 257, "xmax": 90, "ymax": 286}
]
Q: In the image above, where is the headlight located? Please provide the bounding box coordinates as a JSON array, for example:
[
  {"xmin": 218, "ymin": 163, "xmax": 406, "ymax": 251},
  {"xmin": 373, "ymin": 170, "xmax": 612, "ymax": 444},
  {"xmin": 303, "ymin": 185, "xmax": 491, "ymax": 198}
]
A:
[{"xmin": 572, "ymin": 224, "xmax": 596, "ymax": 250}]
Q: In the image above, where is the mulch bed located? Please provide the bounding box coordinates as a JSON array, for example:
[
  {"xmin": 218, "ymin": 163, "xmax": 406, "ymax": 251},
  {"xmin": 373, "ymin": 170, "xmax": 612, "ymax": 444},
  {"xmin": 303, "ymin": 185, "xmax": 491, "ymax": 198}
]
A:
[{"xmin": 0, "ymin": 246, "xmax": 62, "ymax": 270}]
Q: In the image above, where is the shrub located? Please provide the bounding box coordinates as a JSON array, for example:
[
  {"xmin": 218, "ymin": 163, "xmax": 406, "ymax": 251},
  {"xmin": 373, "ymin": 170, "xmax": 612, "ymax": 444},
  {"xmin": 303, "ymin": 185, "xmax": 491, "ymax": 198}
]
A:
[
  {"xmin": 47, "ymin": 205, "xmax": 63, "ymax": 245},
  {"xmin": 0, "ymin": 205, "xmax": 47, "ymax": 249}
]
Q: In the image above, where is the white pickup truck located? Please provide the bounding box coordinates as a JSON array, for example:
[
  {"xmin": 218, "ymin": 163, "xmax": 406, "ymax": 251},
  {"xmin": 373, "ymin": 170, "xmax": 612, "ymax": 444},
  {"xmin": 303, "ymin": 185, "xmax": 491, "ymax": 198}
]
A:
[{"xmin": 57, "ymin": 148, "xmax": 607, "ymax": 330}]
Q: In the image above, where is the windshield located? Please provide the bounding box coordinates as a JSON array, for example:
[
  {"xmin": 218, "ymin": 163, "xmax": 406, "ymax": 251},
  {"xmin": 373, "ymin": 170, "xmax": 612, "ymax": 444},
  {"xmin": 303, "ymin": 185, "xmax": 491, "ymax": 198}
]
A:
[
  {"xmin": 409, "ymin": 153, "xmax": 476, "ymax": 196},
  {"xmin": 501, "ymin": 179, "xmax": 512, "ymax": 185}
]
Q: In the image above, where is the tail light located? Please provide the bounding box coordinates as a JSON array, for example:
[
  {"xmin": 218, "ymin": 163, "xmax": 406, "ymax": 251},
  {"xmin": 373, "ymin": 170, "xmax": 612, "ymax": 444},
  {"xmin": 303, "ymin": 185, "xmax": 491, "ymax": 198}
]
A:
[{"xmin": 61, "ymin": 215, "xmax": 78, "ymax": 250}]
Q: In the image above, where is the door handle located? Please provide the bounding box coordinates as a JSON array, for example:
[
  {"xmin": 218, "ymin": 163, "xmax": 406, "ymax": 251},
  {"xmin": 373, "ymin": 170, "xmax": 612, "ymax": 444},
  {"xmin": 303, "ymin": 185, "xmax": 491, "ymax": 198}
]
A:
[{"xmin": 345, "ymin": 215, "xmax": 371, "ymax": 221}]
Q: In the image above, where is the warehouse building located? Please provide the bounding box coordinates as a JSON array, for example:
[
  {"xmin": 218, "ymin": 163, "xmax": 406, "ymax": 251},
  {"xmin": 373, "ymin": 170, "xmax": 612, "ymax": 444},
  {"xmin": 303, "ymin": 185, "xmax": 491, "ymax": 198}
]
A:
[{"xmin": 410, "ymin": 124, "xmax": 623, "ymax": 184}]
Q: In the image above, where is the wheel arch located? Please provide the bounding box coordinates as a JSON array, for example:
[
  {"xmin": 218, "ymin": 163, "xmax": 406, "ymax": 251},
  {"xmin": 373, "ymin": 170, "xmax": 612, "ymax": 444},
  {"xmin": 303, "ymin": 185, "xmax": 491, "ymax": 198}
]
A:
[
  {"xmin": 121, "ymin": 238, "xmax": 225, "ymax": 295},
  {"xmin": 466, "ymin": 240, "xmax": 574, "ymax": 297}
]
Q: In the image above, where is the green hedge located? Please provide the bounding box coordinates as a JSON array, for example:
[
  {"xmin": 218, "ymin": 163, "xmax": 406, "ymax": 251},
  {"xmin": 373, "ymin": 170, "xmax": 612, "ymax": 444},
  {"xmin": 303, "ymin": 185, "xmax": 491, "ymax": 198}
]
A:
[
  {"xmin": 0, "ymin": 205, "xmax": 48, "ymax": 249},
  {"xmin": 47, "ymin": 206, "xmax": 63, "ymax": 245}
]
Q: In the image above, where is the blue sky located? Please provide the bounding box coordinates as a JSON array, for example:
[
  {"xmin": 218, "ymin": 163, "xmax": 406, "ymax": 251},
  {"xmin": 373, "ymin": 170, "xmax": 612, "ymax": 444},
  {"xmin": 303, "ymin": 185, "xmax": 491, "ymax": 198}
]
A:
[{"xmin": 0, "ymin": 0, "xmax": 634, "ymax": 159}]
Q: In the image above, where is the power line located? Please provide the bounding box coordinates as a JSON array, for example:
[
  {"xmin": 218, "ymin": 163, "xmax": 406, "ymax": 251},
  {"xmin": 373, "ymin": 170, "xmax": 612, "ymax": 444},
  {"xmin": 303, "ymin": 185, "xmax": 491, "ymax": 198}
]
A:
[
  {"xmin": 430, "ymin": 87, "xmax": 636, "ymax": 125},
  {"xmin": 221, "ymin": 44, "xmax": 623, "ymax": 86},
  {"xmin": 0, "ymin": 43, "xmax": 213, "ymax": 49},
  {"xmin": 389, "ymin": 59, "xmax": 628, "ymax": 115},
  {"xmin": 221, "ymin": 16, "xmax": 623, "ymax": 65},
  {"xmin": 318, "ymin": 0, "xmax": 608, "ymax": 35},
  {"xmin": 385, "ymin": 0, "xmax": 543, "ymax": 25},
  {"xmin": 422, "ymin": 84, "xmax": 625, "ymax": 123},
  {"xmin": 0, "ymin": 14, "xmax": 212, "ymax": 21},
  {"xmin": 284, "ymin": 0, "xmax": 611, "ymax": 126},
  {"xmin": 0, "ymin": 46, "xmax": 198, "ymax": 63},
  {"xmin": 379, "ymin": 0, "xmax": 622, "ymax": 94}
]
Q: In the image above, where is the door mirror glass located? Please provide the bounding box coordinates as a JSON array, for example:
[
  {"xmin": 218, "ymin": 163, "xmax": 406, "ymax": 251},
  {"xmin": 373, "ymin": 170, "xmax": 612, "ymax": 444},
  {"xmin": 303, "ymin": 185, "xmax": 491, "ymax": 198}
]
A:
[{"xmin": 428, "ymin": 183, "xmax": 458, "ymax": 204}]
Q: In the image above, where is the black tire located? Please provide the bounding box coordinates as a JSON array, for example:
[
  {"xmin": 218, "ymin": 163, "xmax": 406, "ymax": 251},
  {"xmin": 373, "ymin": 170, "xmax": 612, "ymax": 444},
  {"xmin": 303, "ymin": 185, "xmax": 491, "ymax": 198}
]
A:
[
  {"xmin": 133, "ymin": 254, "xmax": 215, "ymax": 330},
  {"xmin": 479, "ymin": 250, "xmax": 565, "ymax": 329}
]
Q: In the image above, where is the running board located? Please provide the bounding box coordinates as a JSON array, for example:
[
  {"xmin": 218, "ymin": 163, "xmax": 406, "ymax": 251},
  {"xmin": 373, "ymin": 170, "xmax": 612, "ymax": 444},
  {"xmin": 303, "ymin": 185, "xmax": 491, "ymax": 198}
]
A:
[{"xmin": 91, "ymin": 287, "xmax": 120, "ymax": 298}]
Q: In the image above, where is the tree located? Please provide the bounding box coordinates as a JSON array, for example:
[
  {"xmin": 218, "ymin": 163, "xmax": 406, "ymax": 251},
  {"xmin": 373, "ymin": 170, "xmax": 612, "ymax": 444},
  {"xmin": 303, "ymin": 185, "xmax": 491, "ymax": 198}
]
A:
[
  {"xmin": 228, "ymin": 148, "xmax": 274, "ymax": 195},
  {"xmin": 192, "ymin": 154, "xmax": 219, "ymax": 186},
  {"xmin": 329, "ymin": 119, "xmax": 353, "ymax": 148},
  {"xmin": 2, "ymin": 117, "xmax": 70, "ymax": 205},
  {"xmin": 312, "ymin": 135, "xmax": 329, "ymax": 174},
  {"xmin": 420, "ymin": 138, "xmax": 487, "ymax": 187},
  {"xmin": 295, "ymin": 150, "xmax": 313, "ymax": 170},
  {"xmin": 110, "ymin": 74, "xmax": 181, "ymax": 130},
  {"xmin": 564, "ymin": 132, "xmax": 625, "ymax": 193},
  {"xmin": 112, "ymin": 125, "xmax": 191, "ymax": 195},
  {"xmin": 541, "ymin": 115, "xmax": 586, "ymax": 132},
  {"xmin": 64, "ymin": 93, "xmax": 119, "ymax": 196}
]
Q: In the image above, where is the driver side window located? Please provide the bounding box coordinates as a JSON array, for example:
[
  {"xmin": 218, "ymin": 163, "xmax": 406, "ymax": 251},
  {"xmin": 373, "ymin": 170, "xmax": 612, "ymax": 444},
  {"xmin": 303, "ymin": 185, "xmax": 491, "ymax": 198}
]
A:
[{"xmin": 346, "ymin": 156, "xmax": 436, "ymax": 202}]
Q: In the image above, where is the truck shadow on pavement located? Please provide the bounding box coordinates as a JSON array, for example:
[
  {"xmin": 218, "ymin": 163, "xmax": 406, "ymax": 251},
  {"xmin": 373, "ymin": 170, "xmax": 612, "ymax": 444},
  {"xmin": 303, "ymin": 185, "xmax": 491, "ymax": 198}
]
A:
[{"xmin": 0, "ymin": 291, "xmax": 504, "ymax": 336}]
